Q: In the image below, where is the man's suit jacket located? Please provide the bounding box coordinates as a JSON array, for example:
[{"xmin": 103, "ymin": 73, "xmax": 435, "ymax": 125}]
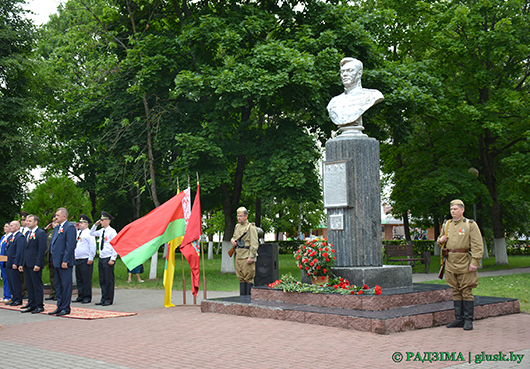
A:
[
  {"xmin": 22, "ymin": 227, "xmax": 47, "ymax": 268},
  {"xmin": 6, "ymin": 232, "xmax": 26, "ymax": 268},
  {"xmin": 51, "ymin": 222, "xmax": 76, "ymax": 268}
]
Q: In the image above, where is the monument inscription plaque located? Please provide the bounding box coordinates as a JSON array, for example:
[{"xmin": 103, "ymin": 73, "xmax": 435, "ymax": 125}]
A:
[{"xmin": 323, "ymin": 160, "xmax": 351, "ymax": 208}]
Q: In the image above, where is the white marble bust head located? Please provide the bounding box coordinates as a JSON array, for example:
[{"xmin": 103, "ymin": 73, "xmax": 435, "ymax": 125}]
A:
[{"xmin": 327, "ymin": 58, "xmax": 384, "ymax": 137}]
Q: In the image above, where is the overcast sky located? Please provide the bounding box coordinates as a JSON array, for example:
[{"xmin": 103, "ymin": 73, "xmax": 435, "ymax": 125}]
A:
[{"xmin": 24, "ymin": 0, "xmax": 63, "ymax": 25}]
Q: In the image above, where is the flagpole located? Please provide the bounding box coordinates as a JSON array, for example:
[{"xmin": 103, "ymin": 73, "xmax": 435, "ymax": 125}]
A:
[
  {"xmin": 181, "ymin": 251, "xmax": 186, "ymax": 305},
  {"xmin": 196, "ymin": 172, "xmax": 207, "ymax": 301},
  {"xmin": 201, "ymin": 238, "xmax": 207, "ymax": 300}
]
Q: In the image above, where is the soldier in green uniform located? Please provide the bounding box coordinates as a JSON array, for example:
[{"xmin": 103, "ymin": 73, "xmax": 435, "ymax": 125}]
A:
[
  {"xmin": 437, "ymin": 199, "xmax": 484, "ymax": 330},
  {"xmin": 230, "ymin": 207, "xmax": 259, "ymax": 296}
]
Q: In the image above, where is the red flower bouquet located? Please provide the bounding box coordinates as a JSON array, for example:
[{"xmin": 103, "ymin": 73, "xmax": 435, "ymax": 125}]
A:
[{"xmin": 294, "ymin": 238, "xmax": 336, "ymax": 278}]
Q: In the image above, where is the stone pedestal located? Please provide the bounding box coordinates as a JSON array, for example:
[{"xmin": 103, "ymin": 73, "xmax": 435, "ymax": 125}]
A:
[
  {"xmin": 332, "ymin": 265, "xmax": 412, "ymax": 289},
  {"xmin": 323, "ymin": 135, "xmax": 412, "ymax": 288}
]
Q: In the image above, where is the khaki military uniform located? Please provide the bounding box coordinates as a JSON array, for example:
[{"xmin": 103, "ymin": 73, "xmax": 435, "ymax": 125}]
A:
[
  {"xmin": 232, "ymin": 220, "xmax": 259, "ymax": 283},
  {"xmin": 438, "ymin": 218, "xmax": 484, "ymax": 301}
]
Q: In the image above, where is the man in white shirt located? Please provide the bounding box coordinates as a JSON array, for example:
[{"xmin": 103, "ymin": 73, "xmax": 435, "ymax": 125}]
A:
[
  {"xmin": 73, "ymin": 214, "xmax": 96, "ymax": 304},
  {"xmin": 90, "ymin": 211, "xmax": 117, "ymax": 306}
]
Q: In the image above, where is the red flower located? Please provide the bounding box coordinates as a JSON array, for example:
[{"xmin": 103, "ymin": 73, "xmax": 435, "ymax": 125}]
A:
[
  {"xmin": 313, "ymin": 259, "xmax": 318, "ymax": 264},
  {"xmin": 375, "ymin": 285, "xmax": 382, "ymax": 295},
  {"xmin": 324, "ymin": 248, "xmax": 328, "ymax": 251},
  {"xmin": 350, "ymin": 291, "xmax": 355, "ymax": 295},
  {"xmin": 363, "ymin": 284, "xmax": 369, "ymax": 290},
  {"xmin": 323, "ymin": 242, "xmax": 327, "ymax": 246},
  {"xmin": 323, "ymin": 268, "xmax": 327, "ymax": 273},
  {"xmin": 298, "ymin": 265, "xmax": 302, "ymax": 269},
  {"xmin": 331, "ymin": 249, "xmax": 335, "ymax": 253},
  {"xmin": 334, "ymin": 285, "xmax": 338, "ymax": 289},
  {"xmin": 322, "ymin": 252, "xmax": 328, "ymax": 257},
  {"xmin": 316, "ymin": 266, "xmax": 321, "ymax": 270},
  {"xmin": 305, "ymin": 266, "xmax": 309, "ymax": 270},
  {"xmin": 358, "ymin": 290, "xmax": 363, "ymax": 295},
  {"xmin": 326, "ymin": 258, "xmax": 329, "ymax": 262}
]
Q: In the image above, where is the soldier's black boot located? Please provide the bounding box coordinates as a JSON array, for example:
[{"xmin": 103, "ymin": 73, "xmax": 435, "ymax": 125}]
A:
[
  {"xmin": 247, "ymin": 283, "xmax": 253, "ymax": 296},
  {"xmin": 446, "ymin": 300, "xmax": 465, "ymax": 328},
  {"xmin": 463, "ymin": 300, "xmax": 474, "ymax": 331},
  {"xmin": 240, "ymin": 282, "xmax": 246, "ymax": 296}
]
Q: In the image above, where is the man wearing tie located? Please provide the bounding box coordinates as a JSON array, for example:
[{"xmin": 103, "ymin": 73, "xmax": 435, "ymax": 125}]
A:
[
  {"xmin": 20, "ymin": 215, "xmax": 47, "ymax": 314},
  {"xmin": 73, "ymin": 214, "xmax": 96, "ymax": 303},
  {"xmin": 48, "ymin": 208, "xmax": 76, "ymax": 316},
  {"xmin": 90, "ymin": 211, "xmax": 117, "ymax": 306},
  {"xmin": 5, "ymin": 221, "xmax": 26, "ymax": 306}
]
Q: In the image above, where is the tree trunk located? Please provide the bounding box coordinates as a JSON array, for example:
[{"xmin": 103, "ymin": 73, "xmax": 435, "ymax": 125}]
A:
[
  {"xmin": 478, "ymin": 130, "xmax": 507, "ymax": 265},
  {"xmin": 433, "ymin": 215, "xmax": 441, "ymax": 256},
  {"xmin": 143, "ymin": 95, "xmax": 160, "ymax": 208},
  {"xmin": 403, "ymin": 212, "xmax": 411, "ymax": 242},
  {"xmin": 255, "ymin": 197, "xmax": 261, "ymax": 228}
]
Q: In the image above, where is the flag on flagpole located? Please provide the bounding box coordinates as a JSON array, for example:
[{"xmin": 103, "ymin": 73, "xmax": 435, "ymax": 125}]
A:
[
  {"xmin": 110, "ymin": 188, "xmax": 191, "ymax": 276},
  {"xmin": 180, "ymin": 184, "xmax": 202, "ymax": 296}
]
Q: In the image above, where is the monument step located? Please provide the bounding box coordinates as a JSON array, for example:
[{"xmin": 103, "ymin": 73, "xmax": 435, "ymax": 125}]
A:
[{"xmin": 201, "ymin": 289, "xmax": 519, "ymax": 334}]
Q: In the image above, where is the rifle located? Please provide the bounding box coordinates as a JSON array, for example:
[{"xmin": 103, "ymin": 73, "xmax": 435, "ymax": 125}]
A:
[
  {"xmin": 438, "ymin": 220, "xmax": 452, "ymax": 279},
  {"xmin": 228, "ymin": 226, "xmax": 250, "ymax": 257}
]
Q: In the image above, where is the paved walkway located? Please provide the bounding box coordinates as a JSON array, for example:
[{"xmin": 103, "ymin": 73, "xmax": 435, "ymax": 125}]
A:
[{"xmin": 0, "ymin": 268, "xmax": 528, "ymax": 369}]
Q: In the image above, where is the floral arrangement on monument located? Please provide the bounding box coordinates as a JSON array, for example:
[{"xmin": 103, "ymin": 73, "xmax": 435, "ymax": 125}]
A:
[
  {"xmin": 268, "ymin": 274, "xmax": 382, "ymax": 295},
  {"xmin": 295, "ymin": 238, "xmax": 336, "ymax": 278}
]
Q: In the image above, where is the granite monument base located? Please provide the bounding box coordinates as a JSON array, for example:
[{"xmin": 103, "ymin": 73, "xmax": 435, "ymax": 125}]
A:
[
  {"xmin": 332, "ymin": 265, "xmax": 413, "ymax": 289},
  {"xmin": 201, "ymin": 284, "xmax": 520, "ymax": 334}
]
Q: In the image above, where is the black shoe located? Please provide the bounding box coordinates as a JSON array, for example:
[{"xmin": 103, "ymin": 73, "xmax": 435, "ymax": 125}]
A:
[
  {"xmin": 32, "ymin": 308, "xmax": 45, "ymax": 314},
  {"xmin": 45, "ymin": 296, "xmax": 55, "ymax": 301},
  {"xmin": 48, "ymin": 308, "xmax": 61, "ymax": 315},
  {"xmin": 102, "ymin": 302, "xmax": 112, "ymax": 306},
  {"xmin": 95, "ymin": 301, "xmax": 104, "ymax": 305},
  {"xmin": 20, "ymin": 303, "xmax": 30, "ymax": 309},
  {"xmin": 21, "ymin": 307, "xmax": 36, "ymax": 313},
  {"xmin": 446, "ymin": 300, "xmax": 465, "ymax": 328},
  {"xmin": 72, "ymin": 298, "xmax": 83, "ymax": 303},
  {"xmin": 10, "ymin": 301, "xmax": 22, "ymax": 306},
  {"xmin": 463, "ymin": 300, "xmax": 474, "ymax": 331},
  {"xmin": 55, "ymin": 310, "xmax": 70, "ymax": 316},
  {"xmin": 81, "ymin": 299, "xmax": 91, "ymax": 304}
]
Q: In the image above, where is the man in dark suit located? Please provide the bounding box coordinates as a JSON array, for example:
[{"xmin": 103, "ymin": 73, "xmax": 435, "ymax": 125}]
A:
[
  {"xmin": 5, "ymin": 221, "xmax": 25, "ymax": 306},
  {"xmin": 20, "ymin": 215, "xmax": 47, "ymax": 314},
  {"xmin": 48, "ymin": 208, "xmax": 76, "ymax": 316}
]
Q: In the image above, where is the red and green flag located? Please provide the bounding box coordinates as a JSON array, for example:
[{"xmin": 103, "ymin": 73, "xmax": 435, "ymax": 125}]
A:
[{"xmin": 111, "ymin": 190, "xmax": 188, "ymax": 271}]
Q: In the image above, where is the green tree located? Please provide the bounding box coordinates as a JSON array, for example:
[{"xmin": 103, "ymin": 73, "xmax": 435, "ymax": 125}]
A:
[
  {"xmin": 0, "ymin": 0, "xmax": 37, "ymax": 223},
  {"xmin": 411, "ymin": 0, "xmax": 530, "ymax": 264},
  {"xmin": 22, "ymin": 176, "xmax": 93, "ymax": 224}
]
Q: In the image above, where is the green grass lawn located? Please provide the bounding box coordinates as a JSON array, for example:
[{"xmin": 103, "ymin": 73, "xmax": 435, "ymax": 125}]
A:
[{"xmin": 420, "ymin": 274, "xmax": 530, "ymax": 313}]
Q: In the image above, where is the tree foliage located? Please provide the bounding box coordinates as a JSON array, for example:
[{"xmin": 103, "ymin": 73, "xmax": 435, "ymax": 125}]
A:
[{"xmin": 0, "ymin": 0, "xmax": 37, "ymax": 224}]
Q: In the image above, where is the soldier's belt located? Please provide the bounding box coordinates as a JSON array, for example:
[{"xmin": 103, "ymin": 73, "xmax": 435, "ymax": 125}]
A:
[
  {"xmin": 236, "ymin": 245, "xmax": 249, "ymax": 249},
  {"xmin": 448, "ymin": 249, "xmax": 469, "ymax": 253}
]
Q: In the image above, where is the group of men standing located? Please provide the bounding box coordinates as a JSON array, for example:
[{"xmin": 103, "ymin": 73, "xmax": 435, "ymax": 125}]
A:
[{"xmin": 0, "ymin": 208, "xmax": 117, "ymax": 316}]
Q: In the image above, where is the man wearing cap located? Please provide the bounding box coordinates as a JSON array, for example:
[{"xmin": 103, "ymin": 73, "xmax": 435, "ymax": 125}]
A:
[
  {"xmin": 230, "ymin": 207, "xmax": 259, "ymax": 296},
  {"xmin": 5, "ymin": 221, "xmax": 26, "ymax": 306},
  {"xmin": 20, "ymin": 215, "xmax": 47, "ymax": 314},
  {"xmin": 90, "ymin": 211, "xmax": 117, "ymax": 306},
  {"xmin": 437, "ymin": 199, "xmax": 484, "ymax": 330},
  {"xmin": 48, "ymin": 207, "xmax": 77, "ymax": 316},
  {"xmin": 73, "ymin": 214, "xmax": 96, "ymax": 304}
]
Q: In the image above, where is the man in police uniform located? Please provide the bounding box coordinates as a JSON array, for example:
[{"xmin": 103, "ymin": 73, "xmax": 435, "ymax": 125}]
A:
[
  {"xmin": 90, "ymin": 211, "xmax": 117, "ymax": 306},
  {"xmin": 230, "ymin": 207, "xmax": 258, "ymax": 296},
  {"xmin": 73, "ymin": 214, "xmax": 96, "ymax": 303},
  {"xmin": 437, "ymin": 199, "xmax": 484, "ymax": 330}
]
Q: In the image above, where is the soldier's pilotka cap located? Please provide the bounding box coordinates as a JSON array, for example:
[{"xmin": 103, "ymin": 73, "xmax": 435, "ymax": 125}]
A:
[
  {"xmin": 450, "ymin": 199, "xmax": 465, "ymax": 207},
  {"xmin": 79, "ymin": 214, "xmax": 92, "ymax": 224},
  {"xmin": 100, "ymin": 211, "xmax": 114, "ymax": 220},
  {"xmin": 19, "ymin": 211, "xmax": 29, "ymax": 220}
]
